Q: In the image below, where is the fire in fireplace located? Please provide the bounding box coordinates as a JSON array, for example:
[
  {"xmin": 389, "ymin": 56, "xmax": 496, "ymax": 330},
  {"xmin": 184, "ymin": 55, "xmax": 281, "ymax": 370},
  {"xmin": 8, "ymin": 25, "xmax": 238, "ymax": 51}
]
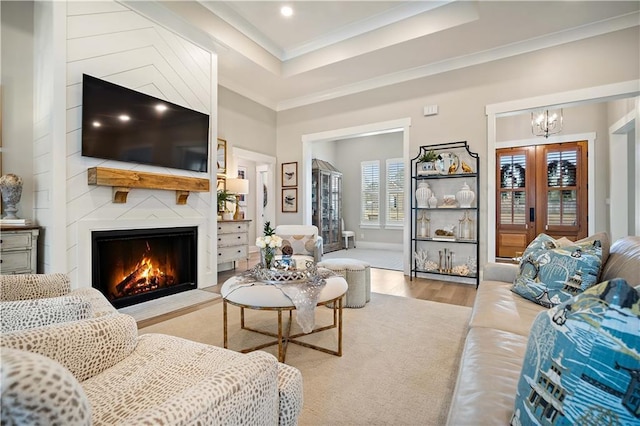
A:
[{"xmin": 91, "ymin": 226, "xmax": 197, "ymax": 308}]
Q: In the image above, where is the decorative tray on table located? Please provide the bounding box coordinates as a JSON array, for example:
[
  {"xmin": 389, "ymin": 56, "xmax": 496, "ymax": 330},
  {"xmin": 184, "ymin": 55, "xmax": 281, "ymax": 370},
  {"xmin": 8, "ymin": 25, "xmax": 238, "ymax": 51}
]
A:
[{"xmin": 254, "ymin": 260, "xmax": 318, "ymax": 284}]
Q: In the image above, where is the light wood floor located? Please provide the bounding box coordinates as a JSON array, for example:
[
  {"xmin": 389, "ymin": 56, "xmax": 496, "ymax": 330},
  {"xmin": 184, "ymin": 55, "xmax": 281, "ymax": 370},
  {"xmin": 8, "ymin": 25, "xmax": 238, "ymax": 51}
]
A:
[{"xmin": 210, "ymin": 252, "xmax": 476, "ymax": 308}]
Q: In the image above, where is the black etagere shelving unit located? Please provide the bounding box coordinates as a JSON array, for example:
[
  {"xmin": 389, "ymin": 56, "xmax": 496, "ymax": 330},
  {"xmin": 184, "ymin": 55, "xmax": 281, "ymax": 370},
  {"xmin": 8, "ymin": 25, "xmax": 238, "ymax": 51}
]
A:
[{"xmin": 410, "ymin": 141, "xmax": 480, "ymax": 288}]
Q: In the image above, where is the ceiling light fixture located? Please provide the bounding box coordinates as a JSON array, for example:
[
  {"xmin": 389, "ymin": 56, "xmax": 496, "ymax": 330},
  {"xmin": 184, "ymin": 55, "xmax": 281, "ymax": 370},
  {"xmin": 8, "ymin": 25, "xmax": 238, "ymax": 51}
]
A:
[
  {"xmin": 531, "ymin": 108, "xmax": 563, "ymax": 138},
  {"xmin": 280, "ymin": 6, "xmax": 293, "ymax": 17}
]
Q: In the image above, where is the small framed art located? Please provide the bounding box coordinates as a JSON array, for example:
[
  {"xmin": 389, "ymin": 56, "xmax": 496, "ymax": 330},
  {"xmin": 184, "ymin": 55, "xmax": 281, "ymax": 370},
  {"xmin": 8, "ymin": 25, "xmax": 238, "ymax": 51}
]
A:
[
  {"xmin": 282, "ymin": 162, "xmax": 297, "ymax": 187},
  {"xmin": 282, "ymin": 188, "xmax": 298, "ymax": 213}
]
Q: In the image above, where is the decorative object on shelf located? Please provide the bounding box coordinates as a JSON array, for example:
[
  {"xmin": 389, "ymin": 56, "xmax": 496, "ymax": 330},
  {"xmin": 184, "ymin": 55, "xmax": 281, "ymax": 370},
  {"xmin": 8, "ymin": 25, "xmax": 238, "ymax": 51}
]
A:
[
  {"xmin": 414, "ymin": 250, "xmax": 429, "ymax": 270},
  {"xmin": 415, "ymin": 181, "xmax": 432, "ymax": 208},
  {"xmin": 433, "ymin": 225, "xmax": 456, "ymax": 241},
  {"xmin": 461, "ymin": 161, "xmax": 474, "ymax": 173},
  {"xmin": 417, "ymin": 149, "xmax": 438, "ymax": 175},
  {"xmin": 458, "ymin": 211, "xmax": 474, "ymax": 240},
  {"xmin": 451, "ymin": 264, "xmax": 469, "ymax": 276},
  {"xmin": 217, "ymin": 188, "xmax": 236, "ymax": 217},
  {"xmin": 466, "ymin": 256, "xmax": 477, "ymax": 275},
  {"xmin": 0, "ymin": 174, "xmax": 23, "ymax": 219},
  {"xmin": 439, "ymin": 248, "xmax": 454, "ymax": 273},
  {"xmin": 441, "ymin": 195, "xmax": 457, "ymax": 208},
  {"xmin": 256, "ymin": 221, "xmax": 282, "ymax": 269},
  {"xmin": 418, "ymin": 211, "xmax": 430, "ymax": 237},
  {"xmin": 455, "ymin": 181, "xmax": 475, "ymax": 208},
  {"xmin": 435, "ymin": 153, "xmax": 459, "ymax": 175},
  {"xmin": 428, "ymin": 193, "xmax": 438, "ymax": 209},
  {"xmin": 281, "ymin": 161, "xmax": 298, "ymax": 187},
  {"xmin": 226, "ymin": 177, "xmax": 249, "ymax": 220},
  {"xmin": 531, "ymin": 108, "xmax": 563, "ymax": 138}
]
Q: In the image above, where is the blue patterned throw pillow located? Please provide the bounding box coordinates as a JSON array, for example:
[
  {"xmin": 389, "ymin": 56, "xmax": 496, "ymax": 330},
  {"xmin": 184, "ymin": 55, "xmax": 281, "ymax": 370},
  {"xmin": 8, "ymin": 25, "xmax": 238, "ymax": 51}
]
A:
[
  {"xmin": 511, "ymin": 279, "xmax": 640, "ymax": 426},
  {"xmin": 512, "ymin": 234, "xmax": 603, "ymax": 307}
]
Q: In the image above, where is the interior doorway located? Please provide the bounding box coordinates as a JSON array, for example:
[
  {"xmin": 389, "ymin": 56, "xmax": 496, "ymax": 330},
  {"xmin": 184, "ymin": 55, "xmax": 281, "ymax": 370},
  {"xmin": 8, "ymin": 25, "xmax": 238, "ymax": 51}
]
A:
[
  {"xmin": 231, "ymin": 148, "xmax": 276, "ymax": 253},
  {"xmin": 496, "ymin": 141, "xmax": 589, "ymax": 258}
]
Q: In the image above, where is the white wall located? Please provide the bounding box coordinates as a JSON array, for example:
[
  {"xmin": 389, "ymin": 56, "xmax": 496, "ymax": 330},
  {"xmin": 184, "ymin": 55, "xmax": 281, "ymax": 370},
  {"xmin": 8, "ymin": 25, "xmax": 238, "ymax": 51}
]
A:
[
  {"xmin": 1, "ymin": 1, "xmax": 219, "ymax": 287},
  {"xmin": 277, "ymin": 27, "xmax": 640, "ymax": 270},
  {"xmin": 1, "ymin": 1, "xmax": 34, "ymax": 219}
]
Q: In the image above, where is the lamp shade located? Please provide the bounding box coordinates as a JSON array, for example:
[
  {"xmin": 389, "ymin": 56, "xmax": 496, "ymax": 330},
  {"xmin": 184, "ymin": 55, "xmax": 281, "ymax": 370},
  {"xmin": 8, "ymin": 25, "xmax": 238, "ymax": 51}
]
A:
[{"xmin": 226, "ymin": 178, "xmax": 249, "ymax": 194}]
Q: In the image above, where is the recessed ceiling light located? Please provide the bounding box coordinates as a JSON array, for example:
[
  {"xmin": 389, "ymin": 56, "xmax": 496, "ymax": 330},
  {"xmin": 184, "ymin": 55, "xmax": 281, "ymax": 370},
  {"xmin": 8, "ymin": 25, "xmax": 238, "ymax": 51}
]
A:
[
  {"xmin": 118, "ymin": 114, "xmax": 130, "ymax": 122},
  {"xmin": 92, "ymin": 121, "xmax": 101, "ymax": 128},
  {"xmin": 280, "ymin": 6, "xmax": 293, "ymax": 17},
  {"xmin": 155, "ymin": 104, "xmax": 168, "ymax": 112}
]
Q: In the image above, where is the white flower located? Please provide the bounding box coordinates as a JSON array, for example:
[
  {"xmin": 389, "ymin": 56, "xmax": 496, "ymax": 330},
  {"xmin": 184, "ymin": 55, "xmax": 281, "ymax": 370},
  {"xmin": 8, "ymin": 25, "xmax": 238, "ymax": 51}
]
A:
[{"xmin": 256, "ymin": 235, "xmax": 282, "ymax": 249}]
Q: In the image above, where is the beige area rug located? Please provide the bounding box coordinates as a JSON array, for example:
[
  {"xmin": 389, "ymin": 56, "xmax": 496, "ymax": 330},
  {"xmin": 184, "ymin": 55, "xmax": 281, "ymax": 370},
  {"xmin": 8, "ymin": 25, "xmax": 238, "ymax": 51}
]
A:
[{"xmin": 139, "ymin": 292, "xmax": 471, "ymax": 425}]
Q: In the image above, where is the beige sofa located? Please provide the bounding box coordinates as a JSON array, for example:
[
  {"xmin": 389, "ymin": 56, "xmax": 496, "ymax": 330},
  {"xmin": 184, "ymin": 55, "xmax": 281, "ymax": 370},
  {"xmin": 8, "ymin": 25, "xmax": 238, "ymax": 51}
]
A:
[
  {"xmin": 446, "ymin": 236, "xmax": 640, "ymax": 425},
  {"xmin": 0, "ymin": 274, "xmax": 304, "ymax": 425}
]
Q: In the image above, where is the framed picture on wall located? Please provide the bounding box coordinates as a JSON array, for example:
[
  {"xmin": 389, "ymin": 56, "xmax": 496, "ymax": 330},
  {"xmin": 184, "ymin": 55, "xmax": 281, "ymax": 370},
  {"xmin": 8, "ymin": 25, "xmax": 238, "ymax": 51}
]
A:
[
  {"xmin": 217, "ymin": 138, "xmax": 227, "ymax": 175},
  {"xmin": 282, "ymin": 162, "xmax": 297, "ymax": 187},
  {"xmin": 237, "ymin": 166, "xmax": 247, "ymax": 206},
  {"xmin": 282, "ymin": 188, "xmax": 297, "ymax": 213}
]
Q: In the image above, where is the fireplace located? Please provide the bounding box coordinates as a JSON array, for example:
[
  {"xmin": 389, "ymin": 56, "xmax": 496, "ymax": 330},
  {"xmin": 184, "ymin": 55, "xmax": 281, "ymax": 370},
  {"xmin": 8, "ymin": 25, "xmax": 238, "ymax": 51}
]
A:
[{"xmin": 91, "ymin": 226, "xmax": 197, "ymax": 308}]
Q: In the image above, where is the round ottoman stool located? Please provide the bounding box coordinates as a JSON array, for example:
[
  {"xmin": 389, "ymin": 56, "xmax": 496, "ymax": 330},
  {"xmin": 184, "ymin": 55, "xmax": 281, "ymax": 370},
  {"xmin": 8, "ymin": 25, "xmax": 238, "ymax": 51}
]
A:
[{"xmin": 317, "ymin": 258, "xmax": 371, "ymax": 308}]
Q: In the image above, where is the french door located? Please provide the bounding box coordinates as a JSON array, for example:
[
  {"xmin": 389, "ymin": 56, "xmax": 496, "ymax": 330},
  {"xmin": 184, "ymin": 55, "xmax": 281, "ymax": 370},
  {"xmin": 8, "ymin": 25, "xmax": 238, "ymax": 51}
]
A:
[{"xmin": 496, "ymin": 141, "xmax": 588, "ymax": 258}]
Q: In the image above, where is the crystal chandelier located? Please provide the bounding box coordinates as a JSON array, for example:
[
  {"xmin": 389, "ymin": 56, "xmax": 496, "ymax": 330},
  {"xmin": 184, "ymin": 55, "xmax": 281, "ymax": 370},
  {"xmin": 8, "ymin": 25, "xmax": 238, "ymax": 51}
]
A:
[{"xmin": 531, "ymin": 109, "xmax": 563, "ymax": 138}]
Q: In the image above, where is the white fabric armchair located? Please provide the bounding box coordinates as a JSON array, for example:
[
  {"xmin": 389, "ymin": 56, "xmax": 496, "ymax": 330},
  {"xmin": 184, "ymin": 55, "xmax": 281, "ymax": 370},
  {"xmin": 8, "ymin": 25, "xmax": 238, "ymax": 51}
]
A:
[
  {"xmin": 275, "ymin": 224, "xmax": 323, "ymax": 262},
  {"xmin": 1, "ymin": 310, "xmax": 304, "ymax": 425}
]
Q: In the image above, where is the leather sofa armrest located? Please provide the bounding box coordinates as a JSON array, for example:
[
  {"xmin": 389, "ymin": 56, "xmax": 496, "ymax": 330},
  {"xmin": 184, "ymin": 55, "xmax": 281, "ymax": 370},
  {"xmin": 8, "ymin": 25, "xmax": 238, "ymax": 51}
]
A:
[
  {"xmin": 0, "ymin": 313, "xmax": 138, "ymax": 382},
  {"xmin": 482, "ymin": 263, "xmax": 518, "ymax": 283},
  {"xmin": 0, "ymin": 273, "xmax": 71, "ymax": 301}
]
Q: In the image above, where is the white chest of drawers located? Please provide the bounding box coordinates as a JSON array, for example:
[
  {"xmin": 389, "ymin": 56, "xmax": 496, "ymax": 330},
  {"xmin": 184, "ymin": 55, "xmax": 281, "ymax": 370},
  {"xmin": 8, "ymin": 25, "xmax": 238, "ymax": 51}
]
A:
[
  {"xmin": 1, "ymin": 226, "xmax": 40, "ymax": 274},
  {"xmin": 217, "ymin": 220, "xmax": 251, "ymax": 267}
]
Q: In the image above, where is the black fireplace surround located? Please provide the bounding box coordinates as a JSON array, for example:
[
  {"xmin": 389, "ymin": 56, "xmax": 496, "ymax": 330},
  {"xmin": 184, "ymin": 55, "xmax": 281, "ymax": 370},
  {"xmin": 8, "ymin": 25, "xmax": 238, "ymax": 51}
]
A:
[{"xmin": 91, "ymin": 226, "xmax": 197, "ymax": 308}]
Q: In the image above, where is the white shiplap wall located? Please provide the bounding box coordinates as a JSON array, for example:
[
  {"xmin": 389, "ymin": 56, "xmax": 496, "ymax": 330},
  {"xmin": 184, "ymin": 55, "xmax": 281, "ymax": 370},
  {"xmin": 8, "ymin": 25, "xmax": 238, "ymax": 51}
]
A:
[{"xmin": 64, "ymin": 1, "xmax": 216, "ymax": 289}]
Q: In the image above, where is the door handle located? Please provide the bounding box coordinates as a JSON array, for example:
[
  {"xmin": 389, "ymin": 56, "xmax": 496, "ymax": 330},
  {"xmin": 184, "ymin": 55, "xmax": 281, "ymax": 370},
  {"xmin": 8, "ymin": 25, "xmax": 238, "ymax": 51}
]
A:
[{"xmin": 529, "ymin": 207, "xmax": 535, "ymax": 222}]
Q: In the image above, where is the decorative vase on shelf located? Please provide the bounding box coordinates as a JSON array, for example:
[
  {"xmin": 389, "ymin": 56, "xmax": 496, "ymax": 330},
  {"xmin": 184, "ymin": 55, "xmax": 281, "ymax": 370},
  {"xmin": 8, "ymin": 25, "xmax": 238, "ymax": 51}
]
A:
[
  {"xmin": 456, "ymin": 181, "xmax": 475, "ymax": 208},
  {"xmin": 415, "ymin": 181, "xmax": 432, "ymax": 208},
  {"xmin": 0, "ymin": 174, "xmax": 23, "ymax": 219},
  {"xmin": 428, "ymin": 194, "xmax": 438, "ymax": 209}
]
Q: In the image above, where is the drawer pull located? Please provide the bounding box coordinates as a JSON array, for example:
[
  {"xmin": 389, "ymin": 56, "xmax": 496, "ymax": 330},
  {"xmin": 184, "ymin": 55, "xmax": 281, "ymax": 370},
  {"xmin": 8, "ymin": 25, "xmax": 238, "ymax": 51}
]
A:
[
  {"xmin": 218, "ymin": 253, "xmax": 222, "ymax": 256},
  {"xmin": 218, "ymin": 238, "xmax": 222, "ymax": 241},
  {"xmin": 237, "ymin": 236, "xmax": 241, "ymax": 239},
  {"xmin": 237, "ymin": 226, "xmax": 241, "ymax": 229},
  {"xmin": 237, "ymin": 250, "xmax": 241, "ymax": 253}
]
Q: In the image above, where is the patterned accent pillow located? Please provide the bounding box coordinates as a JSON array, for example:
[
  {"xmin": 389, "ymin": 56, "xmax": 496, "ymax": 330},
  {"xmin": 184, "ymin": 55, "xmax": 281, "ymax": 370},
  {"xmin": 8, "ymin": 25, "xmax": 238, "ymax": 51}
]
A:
[
  {"xmin": 512, "ymin": 234, "xmax": 603, "ymax": 307},
  {"xmin": 278, "ymin": 235, "xmax": 315, "ymax": 256},
  {"xmin": 511, "ymin": 279, "xmax": 640, "ymax": 425},
  {"xmin": 0, "ymin": 347, "xmax": 92, "ymax": 425},
  {"xmin": 0, "ymin": 296, "xmax": 94, "ymax": 333}
]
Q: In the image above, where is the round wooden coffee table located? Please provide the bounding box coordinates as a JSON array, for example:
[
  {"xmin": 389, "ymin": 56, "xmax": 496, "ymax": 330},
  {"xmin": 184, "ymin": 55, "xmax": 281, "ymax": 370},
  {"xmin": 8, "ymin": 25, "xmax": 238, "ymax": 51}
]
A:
[{"xmin": 221, "ymin": 275, "xmax": 348, "ymax": 362}]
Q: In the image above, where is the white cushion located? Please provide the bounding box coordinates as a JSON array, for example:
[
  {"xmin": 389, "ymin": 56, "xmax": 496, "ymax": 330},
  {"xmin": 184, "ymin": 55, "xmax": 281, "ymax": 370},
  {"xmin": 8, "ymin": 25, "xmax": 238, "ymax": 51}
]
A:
[{"xmin": 221, "ymin": 276, "xmax": 347, "ymax": 307}]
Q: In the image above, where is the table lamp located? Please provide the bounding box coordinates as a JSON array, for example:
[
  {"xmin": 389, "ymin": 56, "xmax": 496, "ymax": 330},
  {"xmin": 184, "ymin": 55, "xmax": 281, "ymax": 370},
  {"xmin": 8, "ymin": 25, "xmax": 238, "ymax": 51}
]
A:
[{"xmin": 225, "ymin": 178, "xmax": 249, "ymax": 220}]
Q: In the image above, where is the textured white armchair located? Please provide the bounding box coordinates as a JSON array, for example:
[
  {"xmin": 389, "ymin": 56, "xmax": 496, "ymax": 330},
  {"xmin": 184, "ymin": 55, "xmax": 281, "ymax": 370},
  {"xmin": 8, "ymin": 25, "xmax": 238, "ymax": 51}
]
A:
[{"xmin": 275, "ymin": 224, "xmax": 323, "ymax": 262}]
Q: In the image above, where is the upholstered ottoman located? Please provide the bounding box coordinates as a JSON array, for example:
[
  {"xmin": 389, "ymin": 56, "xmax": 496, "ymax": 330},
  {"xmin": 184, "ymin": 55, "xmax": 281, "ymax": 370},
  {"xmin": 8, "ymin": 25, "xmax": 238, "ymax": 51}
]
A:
[{"xmin": 317, "ymin": 258, "xmax": 371, "ymax": 308}]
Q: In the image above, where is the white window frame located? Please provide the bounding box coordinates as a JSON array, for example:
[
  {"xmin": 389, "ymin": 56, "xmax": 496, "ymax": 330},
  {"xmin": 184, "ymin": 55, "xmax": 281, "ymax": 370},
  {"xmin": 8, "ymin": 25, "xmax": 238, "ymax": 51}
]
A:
[
  {"xmin": 360, "ymin": 160, "xmax": 380, "ymax": 228},
  {"xmin": 385, "ymin": 158, "xmax": 404, "ymax": 228}
]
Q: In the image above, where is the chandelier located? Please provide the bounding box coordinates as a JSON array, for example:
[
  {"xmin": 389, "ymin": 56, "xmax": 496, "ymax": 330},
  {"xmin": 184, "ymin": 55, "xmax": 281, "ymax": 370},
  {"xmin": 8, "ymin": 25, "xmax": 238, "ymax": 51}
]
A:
[{"xmin": 531, "ymin": 109, "xmax": 563, "ymax": 138}]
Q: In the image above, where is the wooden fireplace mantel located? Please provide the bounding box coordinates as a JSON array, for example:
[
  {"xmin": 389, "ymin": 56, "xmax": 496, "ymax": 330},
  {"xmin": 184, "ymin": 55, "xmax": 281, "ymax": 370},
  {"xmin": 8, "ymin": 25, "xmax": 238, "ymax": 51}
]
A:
[{"xmin": 87, "ymin": 167, "xmax": 210, "ymax": 205}]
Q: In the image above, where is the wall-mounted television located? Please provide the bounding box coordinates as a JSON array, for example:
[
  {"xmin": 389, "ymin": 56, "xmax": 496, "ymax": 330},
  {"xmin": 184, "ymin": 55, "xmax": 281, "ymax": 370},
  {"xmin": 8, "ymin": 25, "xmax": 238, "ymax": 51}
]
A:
[{"xmin": 81, "ymin": 74, "xmax": 210, "ymax": 173}]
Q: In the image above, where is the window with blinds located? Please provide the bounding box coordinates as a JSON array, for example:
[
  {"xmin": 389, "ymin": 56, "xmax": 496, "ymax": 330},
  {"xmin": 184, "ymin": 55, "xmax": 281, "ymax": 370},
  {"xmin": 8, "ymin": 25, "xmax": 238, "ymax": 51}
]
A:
[
  {"xmin": 546, "ymin": 149, "xmax": 578, "ymax": 226},
  {"xmin": 361, "ymin": 160, "xmax": 380, "ymax": 226},
  {"xmin": 386, "ymin": 158, "xmax": 404, "ymax": 225},
  {"xmin": 499, "ymin": 154, "xmax": 527, "ymax": 225}
]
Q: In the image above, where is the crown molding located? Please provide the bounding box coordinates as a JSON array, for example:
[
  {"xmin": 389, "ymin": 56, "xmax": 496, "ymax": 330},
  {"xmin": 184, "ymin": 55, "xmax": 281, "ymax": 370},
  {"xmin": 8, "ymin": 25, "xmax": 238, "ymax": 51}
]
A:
[{"xmin": 275, "ymin": 11, "xmax": 640, "ymax": 111}]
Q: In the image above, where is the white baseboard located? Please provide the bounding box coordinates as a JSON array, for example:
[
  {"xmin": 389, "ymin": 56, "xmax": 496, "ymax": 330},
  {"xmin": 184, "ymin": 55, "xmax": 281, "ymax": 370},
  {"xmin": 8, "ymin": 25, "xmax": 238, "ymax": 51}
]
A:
[{"xmin": 353, "ymin": 241, "xmax": 403, "ymax": 251}]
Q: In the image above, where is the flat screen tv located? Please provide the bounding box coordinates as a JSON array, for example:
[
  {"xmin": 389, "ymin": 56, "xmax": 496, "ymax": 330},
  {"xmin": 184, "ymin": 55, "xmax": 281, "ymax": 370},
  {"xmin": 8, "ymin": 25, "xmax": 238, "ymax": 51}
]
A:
[{"xmin": 81, "ymin": 74, "xmax": 210, "ymax": 173}]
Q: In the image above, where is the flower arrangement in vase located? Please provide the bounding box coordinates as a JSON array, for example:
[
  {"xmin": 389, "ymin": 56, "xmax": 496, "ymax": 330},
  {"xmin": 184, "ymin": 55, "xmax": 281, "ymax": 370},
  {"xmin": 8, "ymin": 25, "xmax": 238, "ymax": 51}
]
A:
[{"xmin": 256, "ymin": 221, "xmax": 282, "ymax": 269}]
